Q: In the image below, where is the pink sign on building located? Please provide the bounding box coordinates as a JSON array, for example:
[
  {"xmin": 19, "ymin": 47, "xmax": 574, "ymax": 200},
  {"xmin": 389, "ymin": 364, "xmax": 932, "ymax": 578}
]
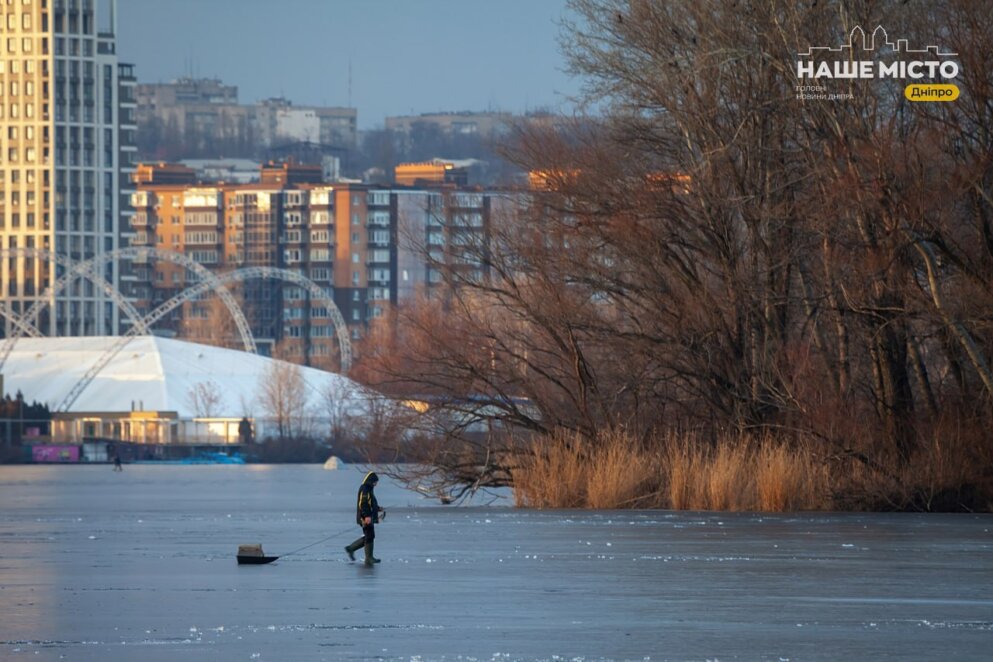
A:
[{"xmin": 32, "ymin": 445, "xmax": 80, "ymax": 463}]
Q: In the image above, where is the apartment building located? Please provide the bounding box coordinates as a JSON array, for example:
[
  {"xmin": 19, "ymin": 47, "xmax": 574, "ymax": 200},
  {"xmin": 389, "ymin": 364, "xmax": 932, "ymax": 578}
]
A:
[
  {"xmin": 135, "ymin": 78, "xmax": 357, "ymax": 161},
  {"xmin": 130, "ymin": 162, "xmax": 520, "ymax": 366},
  {"xmin": 384, "ymin": 111, "xmax": 512, "ymax": 139},
  {"xmin": 0, "ymin": 0, "xmax": 134, "ymax": 337}
]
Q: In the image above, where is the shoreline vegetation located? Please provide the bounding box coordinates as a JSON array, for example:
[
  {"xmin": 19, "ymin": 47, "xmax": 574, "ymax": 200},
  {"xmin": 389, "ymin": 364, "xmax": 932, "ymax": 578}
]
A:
[
  {"xmin": 510, "ymin": 429, "xmax": 993, "ymax": 513},
  {"xmin": 351, "ymin": 3, "xmax": 993, "ymax": 516},
  {"xmin": 3, "ymin": 428, "xmax": 990, "ymax": 512}
]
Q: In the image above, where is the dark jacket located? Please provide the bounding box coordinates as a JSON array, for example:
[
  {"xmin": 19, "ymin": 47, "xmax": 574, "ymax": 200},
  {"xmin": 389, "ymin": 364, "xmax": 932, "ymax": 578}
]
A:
[{"xmin": 356, "ymin": 471, "xmax": 380, "ymax": 525}]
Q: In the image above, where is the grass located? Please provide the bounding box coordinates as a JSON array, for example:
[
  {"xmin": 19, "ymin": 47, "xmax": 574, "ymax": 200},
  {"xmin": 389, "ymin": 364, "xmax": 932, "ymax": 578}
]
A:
[
  {"xmin": 513, "ymin": 430, "xmax": 831, "ymax": 511},
  {"xmin": 512, "ymin": 423, "xmax": 993, "ymax": 511}
]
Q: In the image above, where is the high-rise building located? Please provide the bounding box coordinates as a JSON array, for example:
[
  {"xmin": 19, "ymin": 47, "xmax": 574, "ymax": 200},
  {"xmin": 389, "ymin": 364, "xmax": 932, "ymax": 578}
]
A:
[
  {"xmin": 129, "ymin": 161, "xmax": 519, "ymax": 366},
  {"xmin": 1, "ymin": 0, "xmax": 134, "ymax": 337}
]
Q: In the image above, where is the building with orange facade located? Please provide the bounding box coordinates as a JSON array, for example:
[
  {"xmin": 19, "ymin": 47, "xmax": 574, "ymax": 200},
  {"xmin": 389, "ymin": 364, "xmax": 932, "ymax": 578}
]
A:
[{"xmin": 129, "ymin": 160, "xmax": 520, "ymax": 367}]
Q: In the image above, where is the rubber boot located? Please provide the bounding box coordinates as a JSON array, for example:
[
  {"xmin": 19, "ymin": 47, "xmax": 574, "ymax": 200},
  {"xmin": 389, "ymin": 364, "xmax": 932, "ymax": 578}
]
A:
[
  {"xmin": 345, "ymin": 537, "xmax": 364, "ymax": 562},
  {"xmin": 364, "ymin": 540, "xmax": 381, "ymax": 566}
]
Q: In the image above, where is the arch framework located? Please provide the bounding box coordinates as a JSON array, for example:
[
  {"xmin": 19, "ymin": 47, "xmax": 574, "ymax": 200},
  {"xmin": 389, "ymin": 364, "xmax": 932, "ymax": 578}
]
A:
[
  {"xmin": 0, "ymin": 248, "xmax": 150, "ymax": 367},
  {"xmin": 0, "ymin": 248, "xmax": 352, "ymax": 411},
  {"xmin": 56, "ymin": 264, "xmax": 351, "ymax": 412}
]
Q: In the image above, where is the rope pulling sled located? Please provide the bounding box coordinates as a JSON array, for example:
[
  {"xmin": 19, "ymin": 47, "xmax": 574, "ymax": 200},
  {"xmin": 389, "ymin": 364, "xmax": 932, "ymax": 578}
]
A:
[{"xmin": 236, "ymin": 512, "xmax": 385, "ymax": 565}]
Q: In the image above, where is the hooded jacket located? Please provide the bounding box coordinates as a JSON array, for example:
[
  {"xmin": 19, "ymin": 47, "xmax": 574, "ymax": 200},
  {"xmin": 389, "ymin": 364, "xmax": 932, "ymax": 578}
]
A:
[{"xmin": 356, "ymin": 471, "xmax": 380, "ymax": 525}]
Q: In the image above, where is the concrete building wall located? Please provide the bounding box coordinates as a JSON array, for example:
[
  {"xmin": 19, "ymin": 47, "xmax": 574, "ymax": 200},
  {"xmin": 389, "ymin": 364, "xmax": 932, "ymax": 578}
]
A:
[{"xmin": 1, "ymin": 0, "xmax": 128, "ymax": 339}]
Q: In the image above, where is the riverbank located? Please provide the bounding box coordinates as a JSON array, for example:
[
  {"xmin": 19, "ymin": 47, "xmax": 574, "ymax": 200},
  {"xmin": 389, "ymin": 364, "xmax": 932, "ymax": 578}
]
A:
[{"xmin": 512, "ymin": 430, "xmax": 993, "ymax": 513}]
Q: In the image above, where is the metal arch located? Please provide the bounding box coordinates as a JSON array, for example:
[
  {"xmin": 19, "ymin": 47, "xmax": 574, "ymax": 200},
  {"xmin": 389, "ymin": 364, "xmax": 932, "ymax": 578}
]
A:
[
  {"xmin": 0, "ymin": 247, "xmax": 151, "ymax": 369},
  {"xmin": 19, "ymin": 254, "xmax": 152, "ymax": 338},
  {"xmin": 109, "ymin": 247, "xmax": 257, "ymax": 354},
  {"xmin": 151, "ymin": 266, "xmax": 352, "ymax": 372},
  {"xmin": 229, "ymin": 266, "xmax": 352, "ymax": 372},
  {"xmin": 56, "ymin": 264, "xmax": 350, "ymax": 413},
  {"xmin": 16, "ymin": 246, "xmax": 257, "ymax": 355},
  {"xmin": 0, "ymin": 302, "xmax": 43, "ymax": 338},
  {"xmin": 54, "ymin": 248, "xmax": 260, "ymax": 413}
]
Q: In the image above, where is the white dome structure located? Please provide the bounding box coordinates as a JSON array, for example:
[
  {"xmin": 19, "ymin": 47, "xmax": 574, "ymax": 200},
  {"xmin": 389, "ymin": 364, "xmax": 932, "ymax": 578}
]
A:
[
  {"xmin": 2, "ymin": 336, "xmax": 378, "ymax": 446},
  {"xmin": 4, "ymin": 335, "xmax": 365, "ymax": 416}
]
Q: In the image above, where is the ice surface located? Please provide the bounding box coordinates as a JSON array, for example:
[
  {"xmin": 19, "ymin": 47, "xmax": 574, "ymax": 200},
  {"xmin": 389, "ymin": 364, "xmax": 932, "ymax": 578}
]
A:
[{"xmin": 0, "ymin": 465, "xmax": 991, "ymax": 661}]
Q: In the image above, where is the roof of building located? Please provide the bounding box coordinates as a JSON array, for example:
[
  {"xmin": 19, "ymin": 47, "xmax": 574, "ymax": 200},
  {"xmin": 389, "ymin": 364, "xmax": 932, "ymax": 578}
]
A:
[{"xmin": 4, "ymin": 336, "xmax": 372, "ymax": 418}]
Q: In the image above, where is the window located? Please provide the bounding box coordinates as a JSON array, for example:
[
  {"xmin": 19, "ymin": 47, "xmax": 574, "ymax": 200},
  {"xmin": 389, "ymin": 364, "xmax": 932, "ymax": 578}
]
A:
[{"xmin": 368, "ymin": 211, "xmax": 390, "ymax": 226}]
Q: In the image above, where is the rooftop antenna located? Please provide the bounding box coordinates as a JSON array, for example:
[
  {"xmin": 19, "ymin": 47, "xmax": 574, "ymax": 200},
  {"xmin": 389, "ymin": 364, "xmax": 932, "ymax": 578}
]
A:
[{"xmin": 348, "ymin": 59, "xmax": 352, "ymax": 108}]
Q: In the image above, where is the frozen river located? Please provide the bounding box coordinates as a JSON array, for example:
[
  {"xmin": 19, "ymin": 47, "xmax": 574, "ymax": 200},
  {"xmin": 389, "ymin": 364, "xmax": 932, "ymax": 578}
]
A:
[{"xmin": 0, "ymin": 465, "xmax": 990, "ymax": 661}]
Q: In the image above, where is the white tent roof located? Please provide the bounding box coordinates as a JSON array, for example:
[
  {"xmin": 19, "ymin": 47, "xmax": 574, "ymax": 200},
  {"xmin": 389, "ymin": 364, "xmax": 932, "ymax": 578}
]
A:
[{"xmin": 3, "ymin": 336, "xmax": 369, "ymax": 418}]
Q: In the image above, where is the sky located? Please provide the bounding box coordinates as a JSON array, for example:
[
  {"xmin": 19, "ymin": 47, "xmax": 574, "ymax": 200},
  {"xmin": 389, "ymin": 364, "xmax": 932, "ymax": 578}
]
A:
[{"xmin": 115, "ymin": 0, "xmax": 582, "ymax": 129}]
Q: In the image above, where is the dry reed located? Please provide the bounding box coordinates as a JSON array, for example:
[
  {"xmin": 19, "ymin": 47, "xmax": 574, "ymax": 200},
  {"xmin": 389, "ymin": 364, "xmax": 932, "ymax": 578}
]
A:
[{"xmin": 513, "ymin": 430, "xmax": 830, "ymax": 511}]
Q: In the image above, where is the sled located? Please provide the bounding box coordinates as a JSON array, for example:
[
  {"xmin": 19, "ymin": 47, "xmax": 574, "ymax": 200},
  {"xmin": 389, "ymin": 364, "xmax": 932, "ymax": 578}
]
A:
[{"xmin": 236, "ymin": 543, "xmax": 279, "ymax": 565}]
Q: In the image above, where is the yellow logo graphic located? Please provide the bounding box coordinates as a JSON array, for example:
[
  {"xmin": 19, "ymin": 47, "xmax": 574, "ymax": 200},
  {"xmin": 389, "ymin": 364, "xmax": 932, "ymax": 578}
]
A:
[{"xmin": 905, "ymin": 84, "xmax": 960, "ymax": 102}]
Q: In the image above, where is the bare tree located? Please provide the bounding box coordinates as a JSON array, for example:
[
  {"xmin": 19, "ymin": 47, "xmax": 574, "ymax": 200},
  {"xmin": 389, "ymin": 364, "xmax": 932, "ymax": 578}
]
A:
[
  {"xmin": 257, "ymin": 360, "xmax": 311, "ymax": 441},
  {"xmin": 322, "ymin": 379, "xmax": 357, "ymax": 446},
  {"xmin": 179, "ymin": 284, "xmax": 246, "ymax": 351},
  {"xmin": 357, "ymin": 0, "xmax": 993, "ymax": 499},
  {"xmin": 186, "ymin": 380, "xmax": 225, "ymax": 418}
]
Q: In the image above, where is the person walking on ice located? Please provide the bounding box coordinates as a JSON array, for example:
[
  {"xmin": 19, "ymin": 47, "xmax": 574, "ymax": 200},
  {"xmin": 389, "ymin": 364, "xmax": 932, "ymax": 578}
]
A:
[{"xmin": 345, "ymin": 471, "xmax": 385, "ymax": 565}]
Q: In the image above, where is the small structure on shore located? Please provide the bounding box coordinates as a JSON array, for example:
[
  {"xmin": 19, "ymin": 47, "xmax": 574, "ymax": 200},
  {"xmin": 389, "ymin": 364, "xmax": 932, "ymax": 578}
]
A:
[{"xmin": 323, "ymin": 455, "xmax": 344, "ymax": 470}]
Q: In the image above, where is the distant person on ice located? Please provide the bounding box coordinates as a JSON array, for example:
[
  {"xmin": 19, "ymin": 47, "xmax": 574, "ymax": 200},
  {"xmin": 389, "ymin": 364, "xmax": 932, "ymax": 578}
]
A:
[{"xmin": 345, "ymin": 471, "xmax": 385, "ymax": 566}]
